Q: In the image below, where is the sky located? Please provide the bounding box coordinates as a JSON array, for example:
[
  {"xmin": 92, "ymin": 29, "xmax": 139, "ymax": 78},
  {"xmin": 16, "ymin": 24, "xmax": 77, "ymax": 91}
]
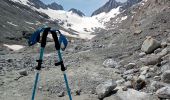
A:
[{"xmin": 40, "ymin": 0, "xmax": 127, "ymax": 16}]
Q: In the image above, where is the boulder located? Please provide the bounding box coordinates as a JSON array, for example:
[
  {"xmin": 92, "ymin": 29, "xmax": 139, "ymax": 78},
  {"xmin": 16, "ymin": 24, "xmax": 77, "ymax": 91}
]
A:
[
  {"xmin": 157, "ymin": 48, "xmax": 168, "ymax": 58},
  {"xmin": 140, "ymin": 55, "xmax": 161, "ymax": 65},
  {"xmin": 104, "ymin": 89, "xmax": 159, "ymax": 100},
  {"xmin": 141, "ymin": 36, "xmax": 160, "ymax": 54},
  {"xmin": 156, "ymin": 86, "xmax": 170, "ymax": 99},
  {"xmin": 161, "ymin": 70, "xmax": 170, "ymax": 83},
  {"xmin": 161, "ymin": 63, "xmax": 170, "ymax": 72},
  {"xmin": 124, "ymin": 63, "xmax": 136, "ymax": 70},
  {"xmin": 96, "ymin": 79, "xmax": 117, "ymax": 99},
  {"xmin": 139, "ymin": 52, "xmax": 146, "ymax": 57},
  {"xmin": 124, "ymin": 69, "xmax": 139, "ymax": 75},
  {"xmin": 134, "ymin": 29, "xmax": 142, "ymax": 35},
  {"xmin": 103, "ymin": 59, "xmax": 119, "ymax": 68},
  {"xmin": 150, "ymin": 81, "xmax": 170, "ymax": 91},
  {"xmin": 18, "ymin": 69, "xmax": 28, "ymax": 76}
]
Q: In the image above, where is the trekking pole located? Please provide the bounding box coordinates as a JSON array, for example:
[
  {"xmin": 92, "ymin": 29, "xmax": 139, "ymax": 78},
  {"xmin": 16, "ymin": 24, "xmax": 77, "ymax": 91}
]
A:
[
  {"xmin": 52, "ymin": 30, "xmax": 72, "ymax": 100},
  {"xmin": 31, "ymin": 47, "xmax": 44, "ymax": 100},
  {"xmin": 58, "ymin": 50, "xmax": 72, "ymax": 100}
]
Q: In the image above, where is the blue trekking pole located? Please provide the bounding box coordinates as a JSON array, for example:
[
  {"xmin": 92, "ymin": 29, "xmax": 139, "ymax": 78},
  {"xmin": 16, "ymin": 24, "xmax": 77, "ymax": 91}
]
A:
[
  {"xmin": 53, "ymin": 30, "xmax": 72, "ymax": 100},
  {"xmin": 31, "ymin": 47, "xmax": 44, "ymax": 100},
  {"xmin": 29, "ymin": 27, "xmax": 72, "ymax": 100}
]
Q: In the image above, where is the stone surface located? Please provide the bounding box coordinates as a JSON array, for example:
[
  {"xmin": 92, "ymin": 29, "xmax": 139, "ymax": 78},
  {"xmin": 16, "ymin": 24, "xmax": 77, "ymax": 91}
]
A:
[
  {"xmin": 96, "ymin": 79, "xmax": 117, "ymax": 99},
  {"xmin": 156, "ymin": 87, "xmax": 170, "ymax": 99},
  {"xmin": 103, "ymin": 59, "xmax": 119, "ymax": 68},
  {"xmin": 140, "ymin": 55, "xmax": 161, "ymax": 65},
  {"xmin": 150, "ymin": 81, "xmax": 170, "ymax": 91},
  {"xmin": 161, "ymin": 70, "xmax": 170, "ymax": 83},
  {"xmin": 161, "ymin": 63, "xmax": 170, "ymax": 72},
  {"xmin": 139, "ymin": 52, "xmax": 146, "ymax": 57},
  {"xmin": 104, "ymin": 89, "xmax": 159, "ymax": 100},
  {"xmin": 124, "ymin": 63, "xmax": 136, "ymax": 70},
  {"xmin": 18, "ymin": 69, "xmax": 28, "ymax": 76},
  {"xmin": 141, "ymin": 36, "xmax": 161, "ymax": 54}
]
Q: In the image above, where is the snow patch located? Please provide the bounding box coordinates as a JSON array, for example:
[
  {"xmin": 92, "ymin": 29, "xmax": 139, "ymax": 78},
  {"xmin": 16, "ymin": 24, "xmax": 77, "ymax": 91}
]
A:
[
  {"xmin": 7, "ymin": 21, "xmax": 18, "ymax": 27},
  {"xmin": 93, "ymin": 7, "xmax": 121, "ymax": 24},
  {"xmin": 25, "ymin": 21, "xmax": 34, "ymax": 25},
  {"xmin": 10, "ymin": 0, "xmax": 31, "ymax": 6},
  {"xmin": 3, "ymin": 44, "xmax": 24, "ymax": 51}
]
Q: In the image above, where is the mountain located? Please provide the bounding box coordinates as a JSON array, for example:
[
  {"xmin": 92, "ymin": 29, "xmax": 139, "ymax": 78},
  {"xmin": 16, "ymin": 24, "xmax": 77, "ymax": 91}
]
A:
[
  {"xmin": 91, "ymin": 0, "xmax": 121, "ymax": 16},
  {"xmin": 69, "ymin": 8, "xmax": 85, "ymax": 17},
  {"xmin": 47, "ymin": 2, "xmax": 63, "ymax": 10},
  {"xmin": 91, "ymin": 0, "xmax": 142, "ymax": 16}
]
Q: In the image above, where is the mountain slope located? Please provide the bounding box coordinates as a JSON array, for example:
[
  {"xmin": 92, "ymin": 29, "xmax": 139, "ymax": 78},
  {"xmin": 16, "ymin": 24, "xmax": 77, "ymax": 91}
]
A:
[
  {"xmin": 69, "ymin": 8, "xmax": 85, "ymax": 17},
  {"xmin": 91, "ymin": 0, "xmax": 142, "ymax": 16},
  {"xmin": 91, "ymin": 0, "xmax": 121, "ymax": 16}
]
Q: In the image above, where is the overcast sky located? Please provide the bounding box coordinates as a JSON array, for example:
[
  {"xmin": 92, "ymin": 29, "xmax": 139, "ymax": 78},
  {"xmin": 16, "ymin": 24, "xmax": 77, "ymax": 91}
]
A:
[{"xmin": 41, "ymin": 0, "xmax": 127, "ymax": 16}]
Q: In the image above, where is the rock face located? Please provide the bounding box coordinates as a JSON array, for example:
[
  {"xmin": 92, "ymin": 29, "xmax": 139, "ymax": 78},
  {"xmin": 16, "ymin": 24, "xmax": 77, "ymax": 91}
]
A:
[
  {"xmin": 96, "ymin": 80, "xmax": 117, "ymax": 99},
  {"xmin": 103, "ymin": 59, "xmax": 119, "ymax": 68},
  {"xmin": 47, "ymin": 2, "xmax": 63, "ymax": 10},
  {"xmin": 91, "ymin": 0, "xmax": 121, "ymax": 16},
  {"xmin": 104, "ymin": 89, "xmax": 159, "ymax": 100},
  {"xmin": 156, "ymin": 87, "xmax": 170, "ymax": 99},
  {"xmin": 69, "ymin": 8, "xmax": 85, "ymax": 17},
  {"xmin": 141, "ymin": 36, "xmax": 161, "ymax": 54},
  {"xmin": 91, "ymin": 0, "xmax": 142, "ymax": 16},
  {"xmin": 161, "ymin": 70, "xmax": 170, "ymax": 83}
]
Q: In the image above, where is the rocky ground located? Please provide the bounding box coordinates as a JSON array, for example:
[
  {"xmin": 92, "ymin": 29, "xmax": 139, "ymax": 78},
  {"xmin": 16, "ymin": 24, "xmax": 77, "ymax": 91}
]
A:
[{"xmin": 0, "ymin": 0, "xmax": 170, "ymax": 100}]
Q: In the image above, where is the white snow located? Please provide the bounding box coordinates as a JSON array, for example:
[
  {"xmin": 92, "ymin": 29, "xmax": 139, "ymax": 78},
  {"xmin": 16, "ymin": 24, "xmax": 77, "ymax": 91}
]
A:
[
  {"xmin": 92, "ymin": 7, "xmax": 121, "ymax": 24},
  {"xmin": 7, "ymin": 21, "xmax": 18, "ymax": 27},
  {"xmin": 9, "ymin": 0, "xmax": 124, "ymax": 40},
  {"xmin": 36, "ymin": 8, "xmax": 103, "ymax": 34},
  {"xmin": 3, "ymin": 44, "xmax": 24, "ymax": 51},
  {"xmin": 10, "ymin": 0, "xmax": 32, "ymax": 6},
  {"xmin": 25, "ymin": 21, "xmax": 34, "ymax": 25}
]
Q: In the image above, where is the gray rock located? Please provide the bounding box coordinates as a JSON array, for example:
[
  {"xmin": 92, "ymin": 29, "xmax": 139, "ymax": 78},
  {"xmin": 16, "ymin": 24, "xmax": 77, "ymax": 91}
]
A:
[
  {"xmin": 124, "ymin": 63, "xmax": 136, "ymax": 70},
  {"xmin": 18, "ymin": 69, "xmax": 28, "ymax": 76},
  {"xmin": 139, "ymin": 75, "xmax": 146, "ymax": 80},
  {"xmin": 157, "ymin": 48, "xmax": 169, "ymax": 58},
  {"xmin": 124, "ymin": 69, "xmax": 139, "ymax": 75},
  {"xmin": 141, "ymin": 70, "xmax": 148, "ymax": 75},
  {"xmin": 150, "ymin": 81, "xmax": 169, "ymax": 91},
  {"xmin": 161, "ymin": 63, "xmax": 170, "ymax": 72},
  {"xmin": 145, "ymin": 73, "xmax": 151, "ymax": 78},
  {"xmin": 161, "ymin": 70, "xmax": 170, "ymax": 83},
  {"xmin": 103, "ymin": 59, "xmax": 119, "ymax": 68},
  {"xmin": 57, "ymin": 91, "xmax": 65, "ymax": 97},
  {"xmin": 104, "ymin": 89, "xmax": 159, "ymax": 100},
  {"xmin": 124, "ymin": 81, "xmax": 132, "ymax": 88},
  {"xmin": 167, "ymin": 37, "xmax": 170, "ymax": 43},
  {"xmin": 140, "ymin": 66, "xmax": 149, "ymax": 71},
  {"xmin": 96, "ymin": 79, "xmax": 117, "ymax": 99},
  {"xmin": 139, "ymin": 52, "xmax": 146, "ymax": 57},
  {"xmin": 140, "ymin": 55, "xmax": 161, "ymax": 65},
  {"xmin": 141, "ymin": 36, "xmax": 160, "ymax": 54},
  {"xmin": 154, "ymin": 76, "xmax": 161, "ymax": 81},
  {"xmin": 72, "ymin": 88, "xmax": 81, "ymax": 96},
  {"xmin": 116, "ymin": 79, "xmax": 125, "ymax": 85},
  {"xmin": 156, "ymin": 87, "xmax": 170, "ymax": 99},
  {"xmin": 154, "ymin": 48, "xmax": 162, "ymax": 54},
  {"xmin": 126, "ymin": 75, "xmax": 133, "ymax": 81},
  {"xmin": 161, "ymin": 42, "xmax": 168, "ymax": 48}
]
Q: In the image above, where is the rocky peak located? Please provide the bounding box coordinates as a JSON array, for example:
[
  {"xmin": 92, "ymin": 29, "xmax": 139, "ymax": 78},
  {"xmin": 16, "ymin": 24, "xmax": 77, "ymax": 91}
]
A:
[
  {"xmin": 91, "ymin": 0, "xmax": 121, "ymax": 16},
  {"xmin": 91, "ymin": 0, "xmax": 142, "ymax": 16},
  {"xmin": 69, "ymin": 8, "xmax": 85, "ymax": 17},
  {"xmin": 47, "ymin": 2, "xmax": 63, "ymax": 10},
  {"xmin": 28, "ymin": 0, "xmax": 47, "ymax": 9}
]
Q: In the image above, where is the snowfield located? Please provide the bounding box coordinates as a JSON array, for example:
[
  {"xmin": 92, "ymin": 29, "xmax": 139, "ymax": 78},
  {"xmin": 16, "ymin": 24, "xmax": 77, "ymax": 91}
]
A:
[
  {"xmin": 3, "ymin": 44, "xmax": 25, "ymax": 51},
  {"xmin": 9, "ymin": 0, "xmax": 123, "ymax": 40}
]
